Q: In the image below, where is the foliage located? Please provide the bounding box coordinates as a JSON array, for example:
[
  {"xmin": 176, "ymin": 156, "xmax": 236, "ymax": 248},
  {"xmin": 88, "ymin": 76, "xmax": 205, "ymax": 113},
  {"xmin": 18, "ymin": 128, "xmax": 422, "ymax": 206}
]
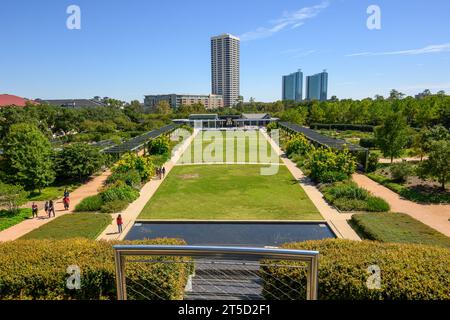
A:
[
  {"xmin": 280, "ymin": 108, "xmax": 307, "ymax": 124},
  {"xmin": 306, "ymin": 148, "xmax": 356, "ymax": 183},
  {"xmin": 0, "ymin": 209, "xmax": 31, "ymax": 232},
  {"xmin": 261, "ymin": 239, "xmax": 450, "ymax": 300},
  {"xmin": 374, "ymin": 112, "xmax": 410, "ymax": 162},
  {"xmin": 99, "ymin": 184, "xmax": 140, "ymax": 203},
  {"xmin": 3, "ymin": 123, "xmax": 55, "ymax": 191},
  {"xmin": 321, "ymin": 181, "xmax": 390, "ymax": 212},
  {"xmin": 113, "ymin": 153, "xmax": 155, "ymax": 182},
  {"xmin": 417, "ymin": 140, "xmax": 450, "ymax": 190},
  {"xmin": 148, "ymin": 136, "xmax": 170, "ymax": 156},
  {"xmin": 359, "ymin": 137, "xmax": 377, "ymax": 148},
  {"xmin": 266, "ymin": 122, "xmax": 278, "ymax": 133},
  {"xmin": 75, "ymin": 195, "xmax": 104, "ymax": 212},
  {"xmin": 106, "ymin": 169, "xmax": 141, "ymax": 189},
  {"xmin": 366, "ymin": 153, "xmax": 379, "ymax": 173},
  {"xmin": 0, "ymin": 238, "xmax": 192, "ymax": 300},
  {"xmin": 285, "ymin": 134, "xmax": 312, "ymax": 157},
  {"xmin": 0, "ymin": 182, "xmax": 27, "ymax": 213},
  {"xmin": 351, "ymin": 213, "xmax": 450, "ymax": 248},
  {"xmin": 55, "ymin": 143, "xmax": 105, "ymax": 181},
  {"xmin": 154, "ymin": 100, "xmax": 173, "ymax": 115},
  {"xmin": 367, "ymin": 173, "xmax": 450, "ymax": 204},
  {"xmin": 100, "ymin": 200, "xmax": 129, "ymax": 213},
  {"xmin": 311, "ymin": 123, "xmax": 374, "ymax": 132},
  {"xmin": 390, "ymin": 162, "xmax": 414, "ymax": 182}
]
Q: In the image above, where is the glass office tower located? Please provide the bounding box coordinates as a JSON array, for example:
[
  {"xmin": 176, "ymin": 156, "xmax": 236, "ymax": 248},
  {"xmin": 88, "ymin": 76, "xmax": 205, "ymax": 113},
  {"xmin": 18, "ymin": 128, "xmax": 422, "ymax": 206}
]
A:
[
  {"xmin": 306, "ymin": 70, "xmax": 328, "ymax": 101},
  {"xmin": 282, "ymin": 69, "xmax": 303, "ymax": 102}
]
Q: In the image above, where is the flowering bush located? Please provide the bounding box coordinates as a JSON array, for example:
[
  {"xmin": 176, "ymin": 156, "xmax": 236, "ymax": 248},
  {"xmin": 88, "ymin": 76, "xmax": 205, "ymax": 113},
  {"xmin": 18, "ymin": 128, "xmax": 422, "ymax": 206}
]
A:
[
  {"xmin": 307, "ymin": 148, "xmax": 356, "ymax": 183},
  {"xmin": 113, "ymin": 153, "xmax": 155, "ymax": 182}
]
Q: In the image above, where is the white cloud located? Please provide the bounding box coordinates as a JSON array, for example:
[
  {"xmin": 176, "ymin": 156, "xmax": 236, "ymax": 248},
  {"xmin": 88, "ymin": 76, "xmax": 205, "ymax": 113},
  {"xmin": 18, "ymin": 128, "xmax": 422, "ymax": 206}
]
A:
[
  {"xmin": 240, "ymin": 1, "xmax": 329, "ymax": 41},
  {"xmin": 347, "ymin": 43, "xmax": 450, "ymax": 57}
]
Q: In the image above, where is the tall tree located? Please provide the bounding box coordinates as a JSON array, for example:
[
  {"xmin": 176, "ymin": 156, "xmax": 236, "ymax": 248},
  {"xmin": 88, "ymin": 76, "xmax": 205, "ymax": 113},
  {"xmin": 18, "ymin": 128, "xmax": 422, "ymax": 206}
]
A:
[
  {"xmin": 155, "ymin": 101, "xmax": 173, "ymax": 115},
  {"xmin": 375, "ymin": 113, "xmax": 409, "ymax": 163},
  {"xmin": 3, "ymin": 123, "xmax": 55, "ymax": 192},
  {"xmin": 418, "ymin": 140, "xmax": 450, "ymax": 190}
]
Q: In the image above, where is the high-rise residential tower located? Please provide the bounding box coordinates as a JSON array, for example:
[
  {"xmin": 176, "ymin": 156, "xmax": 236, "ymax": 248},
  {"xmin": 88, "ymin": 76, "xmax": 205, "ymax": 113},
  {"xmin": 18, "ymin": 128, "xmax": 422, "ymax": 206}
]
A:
[
  {"xmin": 211, "ymin": 33, "xmax": 240, "ymax": 107},
  {"xmin": 282, "ymin": 69, "xmax": 303, "ymax": 102},
  {"xmin": 306, "ymin": 70, "xmax": 328, "ymax": 101}
]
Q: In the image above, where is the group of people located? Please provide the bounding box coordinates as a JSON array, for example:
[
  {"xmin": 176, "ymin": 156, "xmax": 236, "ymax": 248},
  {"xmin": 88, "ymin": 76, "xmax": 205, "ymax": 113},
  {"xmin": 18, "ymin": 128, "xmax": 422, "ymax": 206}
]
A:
[
  {"xmin": 156, "ymin": 167, "xmax": 166, "ymax": 179},
  {"xmin": 30, "ymin": 189, "xmax": 70, "ymax": 219}
]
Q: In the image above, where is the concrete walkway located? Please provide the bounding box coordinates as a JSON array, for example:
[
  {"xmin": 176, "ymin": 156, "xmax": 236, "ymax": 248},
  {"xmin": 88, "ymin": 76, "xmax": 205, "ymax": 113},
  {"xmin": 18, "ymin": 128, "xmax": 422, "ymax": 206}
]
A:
[
  {"xmin": 261, "ymin": 130, "xmax": 360, "ymax": 241},
  {"xmin": 0, "ymin": 170, "xmax": 111, "ymax": 242},
  {"xmin": 98, "ymin": 130, "xmax": 199, "ymax": 241},
  {"xmin": 352, "ymin": 173, "xmax": 450, "ymax": 237}
]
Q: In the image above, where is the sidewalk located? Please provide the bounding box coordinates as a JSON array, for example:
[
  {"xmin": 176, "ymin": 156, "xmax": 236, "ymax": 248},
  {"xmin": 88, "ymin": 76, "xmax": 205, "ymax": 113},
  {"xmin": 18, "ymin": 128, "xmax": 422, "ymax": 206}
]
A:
[
  {"xmin": 261, "ymin": 130, "xmax": 360, "ymax": 241},
  {"xmin": 0, "ymin": 170, "xmax": 111, "ymax": 242},
  {"xmin": 98, "ymin": 130, "xmax": 199, "ymax": 241},
  {"xmin": 353, "ymin": 173, "xmax": 450, "ymax": 237}
]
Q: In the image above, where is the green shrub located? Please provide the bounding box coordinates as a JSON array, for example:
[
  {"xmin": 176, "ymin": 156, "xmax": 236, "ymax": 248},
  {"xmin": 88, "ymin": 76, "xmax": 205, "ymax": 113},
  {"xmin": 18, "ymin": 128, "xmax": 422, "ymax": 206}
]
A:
[
  {"xmin": 100, "ymin": 185, "xmax": 139, "ymax": 203},
  {"xmin": 266, "ymin": 122, "xmax": 278, "ymax": 133},
  {"xmin": 390, "ymin": 162, "xmax": 414, "ymax": 182},
  {"xmin": 285, "ymin": 134, "xmax": 312, "ymax": 157},
  {"xmin": 366, "ymin": 153, "xmax": 379, "ymax": 173},
  {"xmin": 100, "ymin": 200, "xmax": 129, "ymax": 213},
  {"xmin": 366, "ymin": 197, "xmax": 390, "ymax": 212},
  {"xmin": 307, "ymin": 148, "xmax": 356, "ymax": 183},
  {"xmin": 106, "ymin": 170, "xmax": 141, "ymax": 189},
  {"xmin": 114, "ymin": 153, "xmax": 155, "ymax": 182},
  {"xmin": 0, "ymin": 238, "xmax": 192, "ymax": 300},
  {"xmin": 317, "ymin": 171, "xmax": 348, "ymax": 183},
  {"xmin": 322, "ymin": 181, "xmax": 369, "ymax": 201},
  {"xmin": 148, "ymin": 136, "xmax": 170, "ymax": 156},
  {"xmin": 261, "ymin": 239, "xmax": 450, "ymax": 300},
  {"xmin": 359, "ymin": 138, "xmax": 377, "ymax": 148},
  {"xmin": 75, "ymin": 195, "xmax": 104, "ymax": 212},
  {"xmin": 332, "ymin": 198, "xmax": 368, "ymax": 211}
]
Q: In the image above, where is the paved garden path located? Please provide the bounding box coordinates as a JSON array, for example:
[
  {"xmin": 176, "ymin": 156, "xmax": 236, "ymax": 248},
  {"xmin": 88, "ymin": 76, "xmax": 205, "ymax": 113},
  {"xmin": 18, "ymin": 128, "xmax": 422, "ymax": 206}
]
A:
[
  {"xmin": 261, "ymin": 130, "xmax": 361, "ymax": 241},
  {"xmin": 98, "ymin": 130, "xmax": 199, "ymax": 241},
  {"xmin": 352, "ymin": 173, "xmax": 450, "ymax": 237},
  {"xmin": 0, "ymin": 170, "xmax": 111, "ymax": 242}
]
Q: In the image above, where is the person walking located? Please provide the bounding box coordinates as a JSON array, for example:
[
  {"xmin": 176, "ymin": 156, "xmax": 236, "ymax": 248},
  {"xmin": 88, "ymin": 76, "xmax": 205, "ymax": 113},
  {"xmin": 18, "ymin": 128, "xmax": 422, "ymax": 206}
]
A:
[
  {"xmin": 31, "ymin": 202, "xmax": 38, "ymax": 218},
  {"xmin": 117, "ymin": 214, "xmax": 123, "ymax": 234},
  {"xmin": 63, "ymin": 197, "xmax": 70, "ymax": 210},
  {"xmin": 44, "ymin": 201, "xmax": 49, "ymax": 217},
  {"xmin": 162, "ymin": 167, "xmax": 166, "ymax": 178},
  {"xmin": 64, "ymin": 189, "xmax": 70, "ymax": 199},
  {"xmin": 49, "ymin": 200, "xmax": 55, "ymax": 217}
]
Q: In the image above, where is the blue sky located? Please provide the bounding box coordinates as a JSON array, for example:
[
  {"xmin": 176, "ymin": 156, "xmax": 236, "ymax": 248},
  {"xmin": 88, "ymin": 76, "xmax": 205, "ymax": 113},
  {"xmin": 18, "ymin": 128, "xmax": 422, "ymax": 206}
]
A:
[{"xmin": 0, "ymin": 0, "xmax": 449, "ymax": 102}]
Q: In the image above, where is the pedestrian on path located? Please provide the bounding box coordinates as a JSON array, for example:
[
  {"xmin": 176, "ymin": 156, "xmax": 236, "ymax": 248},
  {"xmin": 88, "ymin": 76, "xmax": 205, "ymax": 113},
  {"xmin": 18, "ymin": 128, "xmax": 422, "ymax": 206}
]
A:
[
  {"xmin": 162, "ymin": 167, "xmax": 166, "ymax": 178},
  {"xmin": 44, "ymin": 201, "xmax": 49, "ymax": 217},
  {"xmin": 63, "ymin": 197, "xmax": 70, "ymax": 210},
  {"xmin": 49, "ymin": 200, "xmax": 55, "ymax": 217},
  {"xmin": 117, "ymin": 214, "xmax": 123, "ymax": 234},
  {"xmin": 31, "ymin": 202, "xmax": 38, "ymax": 218},
  {"xmin": 64, "ymin": 188, "xmax": 70, "ymax": 199}
]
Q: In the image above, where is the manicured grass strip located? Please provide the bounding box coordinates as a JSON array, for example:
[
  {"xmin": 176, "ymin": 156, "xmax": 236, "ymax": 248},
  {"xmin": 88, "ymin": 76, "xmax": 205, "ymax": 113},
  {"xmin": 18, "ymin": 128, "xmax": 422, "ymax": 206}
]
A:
[
  {"xmin": 27, "ymin": 182, "xmax": 81, "ymax": 201},
  {"xmin": 351, "ymin": 212, "xmax": 450, "ymax": 248},
  {"xmin": 21, "ymin": 213, "xmax": 112, "ymax": 240},
  {"xmin": 367, "ymin": 173, "xmax": 450, "ymax": 204},
  {"xmin": 139, "ymin": 164, "xmax": 322, "ymax": 220},
  {"xmin": 0, "ymin": 209, "xmax": 32, "ymax": 232}
]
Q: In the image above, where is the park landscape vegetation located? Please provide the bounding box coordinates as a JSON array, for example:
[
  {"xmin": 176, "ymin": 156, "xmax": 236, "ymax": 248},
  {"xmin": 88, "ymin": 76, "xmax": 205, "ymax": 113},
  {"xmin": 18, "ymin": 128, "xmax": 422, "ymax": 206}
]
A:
[{"xmin": 0, "ymin": 89, "xmax": 449, "ymax": 300}]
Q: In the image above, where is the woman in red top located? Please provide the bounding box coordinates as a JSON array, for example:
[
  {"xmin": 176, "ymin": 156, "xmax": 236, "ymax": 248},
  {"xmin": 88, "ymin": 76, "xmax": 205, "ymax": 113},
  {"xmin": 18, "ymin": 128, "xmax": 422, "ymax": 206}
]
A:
[{"xmin": 117, "ymin": 214, "xmax": 123, "ymax": 233}]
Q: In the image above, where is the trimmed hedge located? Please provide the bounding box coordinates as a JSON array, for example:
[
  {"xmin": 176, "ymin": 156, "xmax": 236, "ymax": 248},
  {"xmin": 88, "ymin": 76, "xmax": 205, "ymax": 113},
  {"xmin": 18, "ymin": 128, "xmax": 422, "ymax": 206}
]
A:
[
  {"xmin": 0, "ymin": 238, "xmax": 192, "ymax": 300},
  {"xmin": 100, "ymin": 184, "xmax": 140, "ymax": 203},
  {"xmin": 261, "ymin": 239, "xmax": 450, "ymax": 300},
  {"xmin": 310, "ymin": 123, "xmax": 374, "ymax": 132}
]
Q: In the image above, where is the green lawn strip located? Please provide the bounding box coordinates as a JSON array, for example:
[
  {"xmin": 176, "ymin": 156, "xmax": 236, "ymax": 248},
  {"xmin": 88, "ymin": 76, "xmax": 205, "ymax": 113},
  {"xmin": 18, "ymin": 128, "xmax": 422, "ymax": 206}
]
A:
[
  {"xmin": 139, "ymin": 164, "xmax": 322, "ymax": 220},
  {"xmin": 366, "ymin": 173, "xmax": 450, "ymax": 204},
  {"xmin": 21, "ymin": 213, "xmax": 112, "ymax": 240},
  {"xmin": 27, "ymin": 182, "xmax": 81, "ymax": 201},
  {"xmin": 351, "ymin": 212, "xmax": 450, "ymax": 248},
  {"xmin": 0, "ymin": 209, "xmax": 32, "ymax": 232}
]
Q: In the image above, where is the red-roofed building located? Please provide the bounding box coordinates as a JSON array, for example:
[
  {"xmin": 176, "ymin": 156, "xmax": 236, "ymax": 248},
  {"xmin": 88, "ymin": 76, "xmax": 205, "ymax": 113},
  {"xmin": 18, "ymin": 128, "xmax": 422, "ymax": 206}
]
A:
[{"xmin": 0, "ymin": 94, "xmax": 36, "ymax": 107}]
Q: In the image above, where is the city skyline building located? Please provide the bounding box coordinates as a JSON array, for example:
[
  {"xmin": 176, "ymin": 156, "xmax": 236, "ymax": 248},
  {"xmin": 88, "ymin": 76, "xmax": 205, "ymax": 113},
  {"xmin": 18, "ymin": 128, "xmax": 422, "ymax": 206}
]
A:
[
  {"xmin": 211, "ymin": 33, "xmax": 240, "ymax": 107},
  {"xmin": 306, "ymin": 70, "xmax": 328, "ymax": 101},
  {"xmin": 282, "ymin": 69, "xmax": 303, "ymax": 102}
]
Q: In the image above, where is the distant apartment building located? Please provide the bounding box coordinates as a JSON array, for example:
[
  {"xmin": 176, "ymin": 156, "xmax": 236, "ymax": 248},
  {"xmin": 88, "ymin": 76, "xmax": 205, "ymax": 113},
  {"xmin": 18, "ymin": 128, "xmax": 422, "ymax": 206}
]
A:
[
  {"xmin": 211, "ymin": 33, "xmax": 240, "ymax": 107},
  {"xmin": 144, "ymin": 94, "xmax": 223, "ymax": 110},
  {"xmin": 35, "ymin": 98, "xmax": 107, "ymax": 108},
  {"xmin": 282, "ymin": 69, "xmax": 303, "ymax": 102},
  {"xmin": 306, "ymin": 70, "xmax": 328, "ymax": 101}
]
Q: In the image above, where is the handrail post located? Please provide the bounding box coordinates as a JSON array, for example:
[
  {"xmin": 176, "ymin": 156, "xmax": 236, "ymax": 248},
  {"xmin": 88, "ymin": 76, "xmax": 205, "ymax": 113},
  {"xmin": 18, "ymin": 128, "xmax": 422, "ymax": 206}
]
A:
[{"xmin": 114, "ymin": 250, "xmax": 127, "ymax": 300}]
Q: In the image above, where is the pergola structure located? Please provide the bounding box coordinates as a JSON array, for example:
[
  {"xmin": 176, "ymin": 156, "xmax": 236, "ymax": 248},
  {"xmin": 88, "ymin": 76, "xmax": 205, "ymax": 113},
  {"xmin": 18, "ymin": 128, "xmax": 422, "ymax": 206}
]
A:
[
  {"xmin": 279, "ymin": 122, "xmax": 369, "ymax": 170},
  {"xmin": 103, "ymin": 123, "xmax": 179, "ymax": 156},
  {"xmin": 173, "ymin": 113, "xmax": 278, "ymax": 129}
]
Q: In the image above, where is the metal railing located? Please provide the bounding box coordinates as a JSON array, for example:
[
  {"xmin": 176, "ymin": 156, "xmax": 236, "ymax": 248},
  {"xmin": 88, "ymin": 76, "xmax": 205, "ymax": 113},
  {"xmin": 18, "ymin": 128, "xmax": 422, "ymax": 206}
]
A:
[{"xmin": 113, "ymin": 245, "xmax": 319, "ymax": 300}]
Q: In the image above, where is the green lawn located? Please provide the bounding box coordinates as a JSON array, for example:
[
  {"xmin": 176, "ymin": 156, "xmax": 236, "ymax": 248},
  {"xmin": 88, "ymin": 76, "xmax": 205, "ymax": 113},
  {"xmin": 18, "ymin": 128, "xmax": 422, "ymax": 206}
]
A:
[
  {"xmin": 351, "ymin": 212, "xmax": 450, "ymax": 248},
  {"xmin": 180, "ymin": 130, "xmax": 280, "ymax": 164},
  {"xmin": 0, "ymin": 209, "xmax": 32, "ymax": 232},
  {"xmin": 21, "ymin": 213, "xmax": 112, "ymax": 240},
  {"xmin": 27, "ymin": 182, "xmax": 81, "ymax": 201},
  {"xmin": 139, "ymin": 164, "xmax": 322, "ymax": 220}
]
